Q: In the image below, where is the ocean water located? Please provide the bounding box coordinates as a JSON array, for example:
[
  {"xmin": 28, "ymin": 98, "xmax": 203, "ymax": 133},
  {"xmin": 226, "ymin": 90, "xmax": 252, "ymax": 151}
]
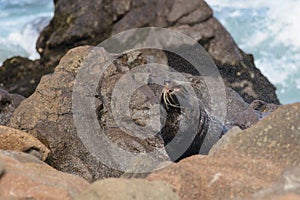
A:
[
  {"xmin": 206, "ymin": 0, "xmax": 300, "ymax": 104},
  {"xmin": 0, "ymin": 0, "xmax": 53, "ymax": 62},
  {"xmin": 0, "ymin": 0, "xmax": 299, "ymax": 104}
]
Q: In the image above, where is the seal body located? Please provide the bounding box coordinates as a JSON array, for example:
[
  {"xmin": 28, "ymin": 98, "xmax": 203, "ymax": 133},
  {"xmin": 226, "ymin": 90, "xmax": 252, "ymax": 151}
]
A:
[
  {"xmin": 157, "ymin": 76, "xmax": 276, "ymax": 162},
  {"xmin": 159, "ymin": 80, "xmax": 213, "ymax": 161}
]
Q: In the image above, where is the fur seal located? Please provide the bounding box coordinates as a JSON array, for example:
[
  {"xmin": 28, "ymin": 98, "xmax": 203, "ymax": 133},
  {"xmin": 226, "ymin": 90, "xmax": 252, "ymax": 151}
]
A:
[
  {"xmin": 158, "ymin": 79, "xmax": 223, "ymax": 162},
  {"xmin": 157, "ymin": 77, "xmax": 277, "ymax": 162}
]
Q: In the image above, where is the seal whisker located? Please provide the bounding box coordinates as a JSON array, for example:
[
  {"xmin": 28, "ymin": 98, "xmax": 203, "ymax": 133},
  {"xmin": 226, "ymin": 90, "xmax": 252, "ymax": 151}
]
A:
[{"xmin": 162, "ymin": 84, "xmax": 183, "ymax": 109}]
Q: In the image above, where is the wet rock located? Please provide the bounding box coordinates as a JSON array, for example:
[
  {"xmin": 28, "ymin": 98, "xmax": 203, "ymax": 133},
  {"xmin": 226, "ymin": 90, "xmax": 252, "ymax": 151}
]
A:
[
  {"xmin": 40, "ymin": 0, "xmax": 279, "ymax": 104},
  {"xmin": 36, "ymin": 0, "xmax": 113, "ymax": 69},
  {"xmin": 0, "ymin": 125, "xmax": 49, "ymax": 161},
  {"xmin": 0, "ymin": 88, "xmax": 24, "ymax": 125},
  {"xmin": 0, "ymin": 150, "xmax": 89, "ymax": 200},
  {"xmin": 1, "ymin": 0, "xmax": 278, "ymax": 103},
  {"xmin": 0, "ymin": 89, "xmax": 11, "ymax": 104},
  {"xmin": 250, "ymin": 99, "xmax": 280, "ymax": 120},
  {"xmin": 0, "ymin": 57, "xmax": 53, "ymax": 97},
  {"xmin": 76, "ymin": 178, "xmax": 179, "ymax": 200},
  {"xmin": 147, "ymin": 103, "xmax": 300, "ymax": 200}
]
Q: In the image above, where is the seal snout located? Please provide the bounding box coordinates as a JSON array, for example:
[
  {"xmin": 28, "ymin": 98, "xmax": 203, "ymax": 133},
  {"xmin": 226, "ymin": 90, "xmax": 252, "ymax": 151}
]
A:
[
  {"xmin": 161, "ymin": 83, "xmax": 182, "ymax": 110},
  {"xmin": 161, "ymin": 80, "xmax": 192, "ymax": 110}
]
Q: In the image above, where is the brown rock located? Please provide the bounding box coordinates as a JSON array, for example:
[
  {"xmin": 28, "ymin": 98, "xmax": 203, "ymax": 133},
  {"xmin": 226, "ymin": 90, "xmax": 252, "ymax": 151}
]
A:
[
  {"xmin": 249, "ymin": 165, "xmax": 300, "ymax": 200},
  {"xmin": 147, "ymin": 155, "xmax": 281, "ymax": 200},
  {"xmin": 0, "ymin": 150, "xmax": 89, "ymax": 200},
  {"xmin": 0, "ymin": 125, "xmax": 49, "ymax": 161},
  {"xmin": 8, "ymin": 46, "xmax": 170, "ymax": 181},
  {"xmin": 147, "ymin": 103, "xmax": 300, "ymax": 200},
  {"xmin": 210, "ymin": 103, "xmax": 300, "ymax": 168},
  {"xmin": 9, "ymin": 46, "xmax": 124, "ymax": 181},
  {"xmin": 272, "ymin": 194, "xmax": 300, "ymax": 200},
  {"xmin": 76, "ymin": 178, "xmax": 179, "ymax": 200}
]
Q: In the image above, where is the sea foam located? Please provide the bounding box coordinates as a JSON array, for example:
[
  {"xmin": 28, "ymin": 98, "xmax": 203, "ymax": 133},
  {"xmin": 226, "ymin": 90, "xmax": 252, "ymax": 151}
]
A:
[
  {"xmin": 0, "ymin": 0, "xmax": 53, "ymax": 64},
  {"xmin": 206, "ymin": 0, "xmax": 300, "ymax": 104}
]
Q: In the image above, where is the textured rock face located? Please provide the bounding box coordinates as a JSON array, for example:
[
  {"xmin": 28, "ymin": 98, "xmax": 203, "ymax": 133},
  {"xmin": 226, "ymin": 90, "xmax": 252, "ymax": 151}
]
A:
[
  {"xmin": 148, "ymin": 155, "xmax": 281, "ymax": 200},
  {"xmin": 0, "ymin": 88, "xmax": 24, "ymax": 124},
  {"xmin": 8, "ymin": 46, "xmax": 269, "ymax": 181},
  {"xmin": 38, "ymin": 0, "xmax": 279, "ymax": 104},
  {"xmin": 0, "ymin": 150, "xmax": 89, "ymax": 200},
  {"xmin": 0, "ymin": 57, "xmax": 53, "ymax": 97},
  {"xmin": 76, "ymin": 178, "xmax": 179, "ymax": 200},
  {"xmin": 0, "ymin": 125, "xmax": 49, "ymax": 161},
  {"xmin": 8, "ymin": 46, "xmax": 170, "ymax": 181},
  {"xmin": 210, "ymin": 103, "xmax": 300, "ymax": 165},
  {"xmin": 250, "ymin": 165, "xmax": 300, "ymax": 200},
  {"xmin": 147, "ymin": 103, "xmax": 300, "ymax": 200},
  {"xmin": 0, "ymin": 0, "xmax": 279, "ymax": 104},
  {"xmin": 8, "ymin": 46, "xmax": 124, "ymax": 181},
  {"xmin": 37, "ymin": 0, "xmax": 113, "ymax": 68}
]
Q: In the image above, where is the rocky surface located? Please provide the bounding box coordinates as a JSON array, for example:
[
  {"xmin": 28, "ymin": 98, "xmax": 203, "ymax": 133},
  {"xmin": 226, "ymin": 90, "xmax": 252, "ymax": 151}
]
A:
[
  {"xmin": 210, "ymin": 103, "xmax": 300, "ymax": 165},
  {"xmin": 7, "ymin": 46, "xmax": 170, "ymax": 181},
  {"xmin": 0, "ymin": 88, "xmax": 24, "ymax": 125},
  {"xmin": 8, "ymin": 46, "xmax": 123, "ymax": 181},
  {"xmin": 76, "ymin": 178, "xmax": 179, "ymax": 200},
  {"xmin": 1, "ymin": 1, "xmax": 298, "ymax": 199},
  {"xmin": 0, "ymin": 0, "xmax": 279, "ymax": 104},
  {"xmin": 0, "ymin": 56, "xmax": 53, "ymax": 97},
  {"xmin": 0, "ymin": 125, "xmax": 49, "ymax": 161},
  {"xmin": 147, "ymin": 103, "xmax": 300, "ymax": 200},
  {"xmin": 250, "ymin": 165, "xmax": 300, "ymax": 200},
  {"xmin": 7, "ymin": 46, "xmax": 273, "ymax": 181},
  {"xmin": 0, "ymin": 150, "xmax": 89, "ymax": 200}
]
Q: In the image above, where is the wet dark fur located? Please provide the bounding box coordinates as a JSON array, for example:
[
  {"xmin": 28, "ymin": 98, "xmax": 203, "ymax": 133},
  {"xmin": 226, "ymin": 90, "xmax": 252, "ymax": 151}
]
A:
[{"xmin": 159, "ymin": 83, "xmax": 210, "ymax": 162}]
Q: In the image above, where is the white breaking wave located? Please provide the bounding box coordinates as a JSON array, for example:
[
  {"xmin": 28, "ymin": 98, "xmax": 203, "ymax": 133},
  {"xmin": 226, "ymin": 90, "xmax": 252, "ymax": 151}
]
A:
[
  {"xmin": 206, "ymin": 0, "xmax": 300, "ymax": 104},
  {"xmin": 0, "ymin": 0, "xmax": 53, "ymax": 64},
  {"xmin": 6, "ymin": 16, "xmax": 51, "ymax": 60}
]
